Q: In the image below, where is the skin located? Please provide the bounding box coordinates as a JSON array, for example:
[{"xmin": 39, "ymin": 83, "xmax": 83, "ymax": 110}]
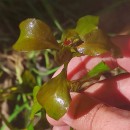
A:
[{"xmin": 48, "ymin": 35, "xmax": 130, "ymax": 130}]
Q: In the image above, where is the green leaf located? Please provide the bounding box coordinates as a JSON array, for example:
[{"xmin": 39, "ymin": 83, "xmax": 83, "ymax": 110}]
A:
[
  {"xmin": 87, "ymin": 61, "xmax": 110, "ymax": 79},
  {"xmin": 21, "ymin": 70, "xmax": 36, "ymax": 92},
  {"xmin": 77, "ymin": 42, "xmax": 108, "ymax": 56},
  {"xmin": 37, "ymin": 69, "xmax": 71, "ymax": 120},
  {"xmin": 75, "ymin": 15, "xmax": 99, "ymax": 40},
  {"xmin": 77, "ymin": 29, "xmax": 121, "ymax": 56},
  {"xmin": 30, "ymin": 86, "xmax": 42, "ymax": 120},
  {"xmin": 13, "ymin": 18, "xmax": 60, "ymax": 51}
]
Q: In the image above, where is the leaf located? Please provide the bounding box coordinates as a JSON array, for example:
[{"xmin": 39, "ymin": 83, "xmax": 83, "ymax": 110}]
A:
[
  {"xmin": 87, "ymin": 61, "xmax": 110, "ymax": 79},
  {"xmin": 13, "ymin": 18, "xmax": 60, "ymax": 51},
  {"xmin": 37, "ymin": 69, "xmax": 71, "ymax": 120},
  {"xmin": 77, "ymin": 29, "xmax": 121, "ymax": 56},
  {"xmin": 30, "ymin": 86, "xmax": 42, "ymax": 120},
  {"xmin": 77, "ymin": 42, "xmax": 108, "ymax": 56},
  {"xmin": 22, "ymin": 70, "xmax": 36, "ymax": 92},
  {"xmin": 75, "ymin": 15, "xmax": 99, "ymax": 40}
]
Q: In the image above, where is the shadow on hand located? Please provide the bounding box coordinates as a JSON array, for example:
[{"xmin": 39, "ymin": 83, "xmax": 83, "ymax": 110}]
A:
[
  {"xmin": 67, "ymin": 92, "xmax": 99, "ymax": 119},
  {"xmin": 86, "ymin": 73, "xmax": 130, "ymax": 110},
  {"xmin": 67, "ymin": 73, "xmax": 130, "ymax": 120}
]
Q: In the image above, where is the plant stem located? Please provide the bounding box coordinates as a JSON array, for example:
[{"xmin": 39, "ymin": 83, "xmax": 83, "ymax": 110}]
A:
[
  {"xmin": 70, "ymin": 127, "xmax": 74, "ymax": 130},
  {"xmin": 41, "ymin": 0, "xmax": 64, "ymax": 32},
  {"xmin": 44, "ymin": 50, "xmax": 51, "ymax": 69},
  {"xmin": 32, "ymin": 67, "xmax": 58, "ymax": 76}
]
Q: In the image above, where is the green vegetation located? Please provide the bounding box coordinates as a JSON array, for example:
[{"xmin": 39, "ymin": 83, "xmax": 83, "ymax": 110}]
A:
[{"xmin": 0, "ymin": 0, "xmax": 129, "ymax": 130}]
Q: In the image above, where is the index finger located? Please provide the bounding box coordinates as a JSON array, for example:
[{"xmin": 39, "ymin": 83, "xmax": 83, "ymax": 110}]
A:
[{"xmin": 53, "ymin": 35, "xmax": 130, "ymax": 81}]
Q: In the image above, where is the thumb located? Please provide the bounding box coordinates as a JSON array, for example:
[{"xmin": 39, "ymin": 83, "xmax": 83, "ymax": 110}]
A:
[{"xmin": 62, "ymin": 103, "xmax": 130, "ymax": 130}]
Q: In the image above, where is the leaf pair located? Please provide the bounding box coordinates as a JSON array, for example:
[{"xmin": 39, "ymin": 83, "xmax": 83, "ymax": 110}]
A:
[
  {"xmin": 13, "ymin": 16, "xmax": 121, "ymax": 57},
  {"xmin": 62, "ymin": 15, "xmax": 121, "ymax": 57}
]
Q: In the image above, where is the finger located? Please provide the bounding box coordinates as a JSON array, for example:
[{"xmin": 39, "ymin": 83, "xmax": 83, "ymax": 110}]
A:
[
  {"xmin": 68, "ymin": 35, "xmax": 130, "ymax": 80},
  {"xmin": 53, "ymin": 36, "xmax": 130, "ymax": 80},
  {"xmin": 48, "ymin": 35, "xmax": 130, "ymax": 128},
  {"xmin": 86, "ymin": 73, "xmax": 130, "ymax": 110},
  {"xmin": 47, "ymin": 74, "xmax": 130, "ymax": 130},
  {"xmin": 49, "ymin": 80, "xmax": 130, "ymax": 130},
  {"xmin": 46, "ymin": 114, "xmax": 66, "ymax": 126},
  {"xmin": 53, "ymin": 125, "xmax": 70, "ymax": 130},
  {"xmin": 63, "ymin": 104, "xmax": 130, "ymax": 130},
  {"xmin": 79, "ymin": 35, "xmax": 130, "ymax": 73},
  {"xmin": 49, "ymin": 73, "xmax": 130, "ymax": 128},
  {"xmin": 52, "ymin": 57, "xmax": 88, "ymax": 80},
  {"xmin": 67, "ymin": 54, "xmax": 117, "ymax": 80}
]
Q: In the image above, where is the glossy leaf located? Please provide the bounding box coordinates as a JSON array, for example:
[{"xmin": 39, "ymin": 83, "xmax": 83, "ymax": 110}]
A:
[
  {"xmin": 77, "ymin": 29, "xmax": 121, "ymax": 56},
  {"xmin": 30, "ymin": 86, "xmax": 42, "ymax": 120},
  {"xmin": 87, "ymin": 61, "xmax": 110, "ymax": 79},
  {"xmin": 37, "ymin": 69, "xmax": 71, "ymax": 120},
  {"xmin": 76, "ymin": 15, "xmax": 99, "ymax": 40},
  {"xmin": 13, "ymin": 18, "xmax": 60, "ymax": 51}
]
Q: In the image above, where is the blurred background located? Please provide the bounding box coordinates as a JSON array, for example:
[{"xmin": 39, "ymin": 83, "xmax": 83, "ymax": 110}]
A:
[{"xmin": 0, "ymin": 0, "xmax": 130, "ymax": 130}]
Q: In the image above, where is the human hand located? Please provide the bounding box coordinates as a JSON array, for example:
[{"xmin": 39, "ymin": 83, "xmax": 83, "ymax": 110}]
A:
[{"xmin": 48, "ymin": 35, "xmax": 130, "ymax": 130}]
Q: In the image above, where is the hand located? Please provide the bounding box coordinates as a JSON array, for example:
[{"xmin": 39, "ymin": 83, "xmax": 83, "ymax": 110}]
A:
[{"xmin": 48, "ymin": 35, "xmax": 130, "ymax": 130}]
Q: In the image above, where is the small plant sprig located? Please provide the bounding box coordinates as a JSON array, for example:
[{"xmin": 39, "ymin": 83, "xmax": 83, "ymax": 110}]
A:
[{"xmin": 13, "ymin": 15, "xmax": 122, "ymax": 120}]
